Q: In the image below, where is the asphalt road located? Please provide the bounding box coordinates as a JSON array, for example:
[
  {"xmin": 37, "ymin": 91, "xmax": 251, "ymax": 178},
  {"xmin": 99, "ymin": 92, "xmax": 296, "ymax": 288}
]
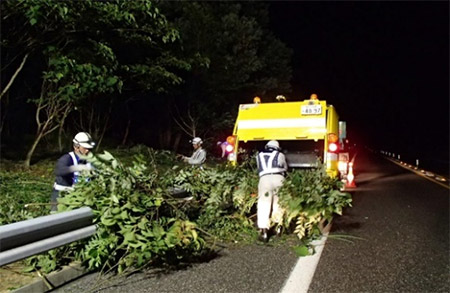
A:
[
  {"xmin": 53, "ymin": 242, "xmax": 299, "ymax": 293},
  {"xmin": 309, "ymin": 149, "xmax": 449, "ymax": 292},
  {"xmin": 54, "ymin": 149, "xmax": 449, "ymax": 293}
]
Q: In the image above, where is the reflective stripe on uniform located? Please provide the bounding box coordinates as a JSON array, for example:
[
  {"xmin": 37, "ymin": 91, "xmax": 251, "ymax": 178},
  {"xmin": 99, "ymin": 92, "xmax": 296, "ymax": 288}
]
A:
[
  {"xmin": 53, "ymin": 183, "xmax": 74, "ymax": 191},
  {"xmin": 68, "ymin": 151, "xmax": 80, "ymax": 180},
  {"xmin": 54, "ymin": 151, "xmax": 79, "ymax": 189}
]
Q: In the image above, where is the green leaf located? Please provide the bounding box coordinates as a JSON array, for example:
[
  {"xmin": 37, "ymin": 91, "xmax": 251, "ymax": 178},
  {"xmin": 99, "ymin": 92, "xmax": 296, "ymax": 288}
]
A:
[
  {"xmin": 120, "ymin": 210, "xmax": 128, "ymax": 219},
  {"xmin": 101, "ymin": 217, "xmax": 115, "ymax": 226},
  {"xmin": 22, "ymin": 266, "xmax": 35, "ymax": 273},
  {"xmin": 293, "ymin": 245, "xmax": 311, "ymax": 257},
  {"xmin": 111, "ymin": 194, "xmax": 119, "ymax": 204},
  {"xmin": 98, "ymin": 151, "xmax": 114, "ymax": 162},
  {"xmin": 124, "ymin": 231, "xmax": 136, "ymax": 242},
  {"xmin": 111, "ymin": 207, "xmax": 121, "ymax": 214},
  {"xmin": 106, "ymin": 76, "xmax": 118, "ymax": 86}
]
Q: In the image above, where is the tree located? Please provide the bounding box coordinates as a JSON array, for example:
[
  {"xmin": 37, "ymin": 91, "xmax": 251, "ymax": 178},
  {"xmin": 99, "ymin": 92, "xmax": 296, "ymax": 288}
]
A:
[
  {"xmin": 160, "ymin": 2, "xmax": 293, "ymax": 146},
  {"xmin": 24, "ymin": 50, "xmax": 120, "ymax": 166},
  {"xmin": 1, "ymin": 0, "xmax": 188, "ymax": 166}
]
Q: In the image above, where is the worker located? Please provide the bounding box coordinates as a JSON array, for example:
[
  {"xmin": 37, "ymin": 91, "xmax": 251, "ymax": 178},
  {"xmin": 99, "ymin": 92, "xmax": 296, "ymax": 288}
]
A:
[
  {"xmin": 217, "ymin": 141, "xmax": 229, "ymax": 158},
  {"xmin": 256, "ymin": 140, "xmax": 287, "ymax": 242},
  {"xmin": 179, "ymin": 137, "xmax": 207, "ymax": 167},
  {"xmin": 51, "ymin": 132, "xmax": 95, "ymax": 211}
]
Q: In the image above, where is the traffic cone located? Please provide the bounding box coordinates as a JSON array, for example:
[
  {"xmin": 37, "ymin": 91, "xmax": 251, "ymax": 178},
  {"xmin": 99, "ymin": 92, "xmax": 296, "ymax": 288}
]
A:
[{"xmin": 345, "ymin": 162, "xmax": 356, "ymax": 188}]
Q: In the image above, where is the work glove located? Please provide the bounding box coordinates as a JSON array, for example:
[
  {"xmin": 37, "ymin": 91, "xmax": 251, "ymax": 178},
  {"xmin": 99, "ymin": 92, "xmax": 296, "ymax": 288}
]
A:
[{"xmin": 69, "ymin": 164, "xmax": 93, "ymax": 172}]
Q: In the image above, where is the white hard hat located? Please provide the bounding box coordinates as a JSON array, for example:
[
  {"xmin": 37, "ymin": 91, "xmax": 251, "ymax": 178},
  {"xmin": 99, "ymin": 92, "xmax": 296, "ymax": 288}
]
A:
[
  {"xmin": 191, "ymin": 137, "xmax": 203, "ymax": 145},
  {"xmin": 265, "ymin": 140, "xmax": 280, "ymax": 150},
  {"xmin": 73, "ymin": 132, "xmax": 95, "ymax": 149}
]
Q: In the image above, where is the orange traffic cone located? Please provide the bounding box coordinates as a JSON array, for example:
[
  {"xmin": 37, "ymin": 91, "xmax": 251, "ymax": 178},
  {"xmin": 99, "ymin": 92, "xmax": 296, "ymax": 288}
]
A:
[{"xmin": 345, "ymin": 162, "xmax": 356, "ymax": 188}]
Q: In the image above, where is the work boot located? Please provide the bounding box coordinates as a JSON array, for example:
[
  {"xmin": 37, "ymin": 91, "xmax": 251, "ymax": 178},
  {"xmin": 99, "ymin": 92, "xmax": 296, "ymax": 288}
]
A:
[{"xmin": 258, "ymin": 229, "xmax": 269, "ymax": 243}]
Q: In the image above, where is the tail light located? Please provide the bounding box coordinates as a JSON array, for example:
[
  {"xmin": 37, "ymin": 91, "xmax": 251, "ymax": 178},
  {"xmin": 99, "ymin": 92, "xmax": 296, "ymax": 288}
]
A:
[
  {"xmin": 329, "ymin": 142, "xmax": 339, "ymax": 152},
  {"xmin": 226, "ymin": 135, "xmax": 237, "ymax": 161},
  {"xmin": 328, "ymin": 133, "xmax": 339, "ymax": 153},
  {"xmin": 226, "ymin": 136, "xmax": 236, "ymax": 153}
]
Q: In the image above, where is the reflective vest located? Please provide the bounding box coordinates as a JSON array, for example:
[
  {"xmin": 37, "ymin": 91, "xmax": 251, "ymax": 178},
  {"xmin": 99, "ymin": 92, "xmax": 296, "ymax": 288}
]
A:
[
  {"xmin": 53, "ymin": 151, "xmax": 82, "ymax": 191},
  {"xmin": 257, "ymin": 151, "xmax": 286, "ymax": 177}
]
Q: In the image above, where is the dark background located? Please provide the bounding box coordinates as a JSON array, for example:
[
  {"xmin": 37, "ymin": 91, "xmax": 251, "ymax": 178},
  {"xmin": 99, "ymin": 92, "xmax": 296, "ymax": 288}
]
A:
[{"xmin": 269, "ymin": 1, "xmax": 449, "ymax": 172}]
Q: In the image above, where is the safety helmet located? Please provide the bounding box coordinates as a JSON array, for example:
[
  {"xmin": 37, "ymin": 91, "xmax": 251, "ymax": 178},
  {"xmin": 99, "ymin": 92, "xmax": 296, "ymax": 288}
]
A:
[
  {"xmin": 191, "ymin": 137, "xmax": 203, "ymax": 145},
  {"xmin": 73, "ymin": 132, "xmax": 95, "ymax": 149},
  {"xmin": 265, "ymin": 140, "xmax": 280, "ymax": 150}
]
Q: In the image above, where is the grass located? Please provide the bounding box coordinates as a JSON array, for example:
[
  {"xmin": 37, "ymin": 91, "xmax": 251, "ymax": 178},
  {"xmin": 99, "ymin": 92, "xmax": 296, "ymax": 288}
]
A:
[{"xmin": 0, "ymin": 262, "xmax": 39, "ymax": 293}]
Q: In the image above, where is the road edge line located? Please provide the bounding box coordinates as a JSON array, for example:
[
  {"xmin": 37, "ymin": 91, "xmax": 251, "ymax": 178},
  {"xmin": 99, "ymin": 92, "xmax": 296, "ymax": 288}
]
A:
[
  {"xmin": 385, "ymin": 157, "xmax": 449, "ymax": 190},
  {"xmin": 280, "ymin": 224, "xmax": 331, "ymax": 293}
]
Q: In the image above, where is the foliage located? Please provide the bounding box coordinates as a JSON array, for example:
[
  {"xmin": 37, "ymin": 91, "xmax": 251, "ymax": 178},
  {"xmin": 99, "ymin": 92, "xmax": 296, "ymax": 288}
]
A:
[
  {"xmin": 55, "ymin": 151, "xmax": 203, "ymax": 274},
  {"xmin": 159, "ymin": 2, "xmax": 293, "ymax": 145},
  {"xmin": 1, "ymin": 0, "xmax": 189, "ymax": 163},
  {"xmin": 162, "ymin": 163, "xmax": 259, "ymax": 241},
  {"xmin": 111, "ymin": 145, "xmax": 177, "ymax": 172},
  {"xmin": 1, "ymin": 1, "xmax": 294, "ymax": 154},
  {"xmin": 2, "ymin": 0, "xmax": 184, "ymax": 92},
  {"xmin": 163, "ymin": 2, "xmax": 292, "ymax": 101},
  {"xmin": 278, "ymin": 165, "xmax": 352, "ymax": 240},
  {"xmin": 1, "ymin": 145, "xmax": 352, "ymax": 275},
  {"xmin": 0, "ymin": 168, "xmax": 53, "ymax": 225}
]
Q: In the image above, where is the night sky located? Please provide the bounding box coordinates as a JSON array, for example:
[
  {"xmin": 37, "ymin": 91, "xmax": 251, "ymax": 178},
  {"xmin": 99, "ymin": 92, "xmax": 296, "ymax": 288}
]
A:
[{"xmin": 269, "ymin": 2, "xmax": 449, "ymax": 161}]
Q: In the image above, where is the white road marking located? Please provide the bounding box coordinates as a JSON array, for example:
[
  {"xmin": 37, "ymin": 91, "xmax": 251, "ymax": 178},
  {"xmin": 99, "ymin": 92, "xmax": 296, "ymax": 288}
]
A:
[{"xmin": 280, "ymin": 225, "xmax": 330, "ymax": 293}]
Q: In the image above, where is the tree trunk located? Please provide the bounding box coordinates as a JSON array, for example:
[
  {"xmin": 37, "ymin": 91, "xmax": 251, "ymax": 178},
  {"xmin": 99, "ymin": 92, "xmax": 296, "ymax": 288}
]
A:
[
  {"xmin": 24, "ymin": 131, "xmax": 44, "ymax": 168},
  {"xmin": 57, "ymin": 106, "xmax": 71, "ymax": 152},
  {"xmin": 121, "ymin": 118, "xmax": 131, "ymax": 146},
  {"xmin": 25, "ymin": 84, "xmax": 72, "ymax": 167},
  {"xmin": 58, "ymin": 123, "xmax": 64, "ymax": 152},
  {"xmin": 0, "ymin": 92, "xmax": 9, "ymax": 136}
]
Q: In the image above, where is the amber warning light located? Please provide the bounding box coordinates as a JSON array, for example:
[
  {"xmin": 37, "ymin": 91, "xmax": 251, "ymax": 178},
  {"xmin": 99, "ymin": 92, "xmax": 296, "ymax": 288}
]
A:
[
  {"xmin": 226, "ymin": 136, "xmax": 237, "ymax": 153},
  {"xmin": 328, "ymin": 133, "xmax": 339, "ymax": 153}
]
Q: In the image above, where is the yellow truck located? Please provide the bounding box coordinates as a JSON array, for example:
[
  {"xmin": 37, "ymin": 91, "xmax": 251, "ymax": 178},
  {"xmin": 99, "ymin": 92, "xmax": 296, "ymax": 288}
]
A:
[{"xmin": 225, "ymin": 94, "xmax": 348, "ymax": 179}]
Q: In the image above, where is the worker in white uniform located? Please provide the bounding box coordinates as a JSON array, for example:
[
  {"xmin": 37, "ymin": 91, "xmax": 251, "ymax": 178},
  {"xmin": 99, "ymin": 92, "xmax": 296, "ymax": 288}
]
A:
[
  {"xmin": 180, "ymin": 137, "xmax": 207, "ymax": 168},
  {"xmin": 256, "ymin": 140, "xmax": 287, "ymax": 242}
]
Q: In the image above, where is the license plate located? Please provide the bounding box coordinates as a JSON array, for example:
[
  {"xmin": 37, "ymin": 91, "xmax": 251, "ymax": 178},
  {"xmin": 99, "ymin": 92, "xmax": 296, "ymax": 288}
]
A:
[{"xmin": 301, "ymin": 105, "xmax": 322, "ymax": 115}]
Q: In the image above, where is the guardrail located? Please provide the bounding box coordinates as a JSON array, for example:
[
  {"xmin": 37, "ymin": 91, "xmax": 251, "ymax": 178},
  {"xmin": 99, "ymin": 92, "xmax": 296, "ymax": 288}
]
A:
[
  {"xmin": 379, "ymin": 150, "xmax": 449, "ymax": 183},
  {"xmin": 0, "ymin": 207, "xmax": 96, "ymax": 266}
]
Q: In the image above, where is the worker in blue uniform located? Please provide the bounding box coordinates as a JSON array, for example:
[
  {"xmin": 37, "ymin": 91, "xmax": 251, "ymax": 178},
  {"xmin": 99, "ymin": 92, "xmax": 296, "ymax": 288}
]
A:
[{"xmin": 51, "ymin": 132, "xmax": 95, "ymax": 211}]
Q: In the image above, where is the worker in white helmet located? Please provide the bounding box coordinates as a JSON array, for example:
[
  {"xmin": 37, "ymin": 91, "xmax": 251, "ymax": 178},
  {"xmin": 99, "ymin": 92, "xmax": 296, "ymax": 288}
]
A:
[
  {"xmin": 256, "ymin": 140, "xmax": 287, "ymax": 242},
  {"xmin": 51, "ymin": 132, "xmax": 95, "ymax": 211},
  {"xmin": 179, "ymin": 137, "xmax": 207, "ymax": 167}
]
